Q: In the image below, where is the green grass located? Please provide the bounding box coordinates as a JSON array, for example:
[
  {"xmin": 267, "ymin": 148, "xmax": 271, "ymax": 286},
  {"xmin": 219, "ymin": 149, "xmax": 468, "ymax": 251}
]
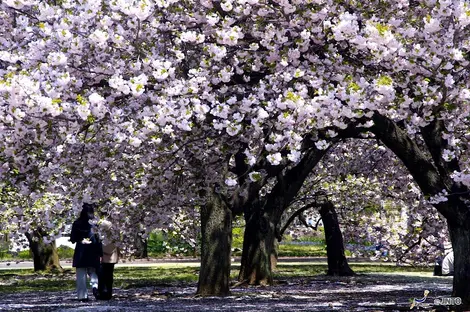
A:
[
  {"xmin": 0, "ymin": 263, "xmax": 433, "ymax": 294},
  {"xmin": 148, "ymin": 241, "xmax": 327, "ymax": 258},
  {"xmin": 278, "ymin": 243, "xmax": 326, "ymax": 257},
  {"xmin": 114, "ymin": 266, "xmax": 201, "ymax": 288},
  {"xmin": 272, "ymin": 263, "xmax": 433, "ymax": 278},
  {"xmin": 0, "ymin": 269, "xmax": 76, "ymax": 292},
  {"xmin": 0, "ymin": 277, "xmax": 76, "ymax": 292},
  {"xmin": 1, "ymin": 242, "xmax": 327, "ymax": 261}
]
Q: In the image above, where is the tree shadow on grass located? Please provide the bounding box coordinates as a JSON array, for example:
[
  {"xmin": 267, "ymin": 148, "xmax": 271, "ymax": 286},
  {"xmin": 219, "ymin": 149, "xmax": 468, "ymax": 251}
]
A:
[{"xmin": 0, "ymin": 269, "xmax": 456, "ymax": 311}]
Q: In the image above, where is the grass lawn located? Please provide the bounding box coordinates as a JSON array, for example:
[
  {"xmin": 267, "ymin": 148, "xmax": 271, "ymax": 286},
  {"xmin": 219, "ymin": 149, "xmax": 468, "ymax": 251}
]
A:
[
  {"xmin": 2, "ymin": 240, "xmax": 328, "ymax": 261},
  {"xmin": 0, "ymin": 262, "xmax": 433, "ymax": 294},
  {"xmin": 277, "ymin": 243, "xmax": 326, "ymax": 257},
  {"xmin": 230, "ymin": 241, "xmax": 327, "ymax": 258}
]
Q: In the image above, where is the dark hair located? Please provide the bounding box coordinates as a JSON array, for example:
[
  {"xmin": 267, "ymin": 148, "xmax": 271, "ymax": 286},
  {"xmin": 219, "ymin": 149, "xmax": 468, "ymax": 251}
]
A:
[{"xmin": 79, "ymin": 202, "xmax": 95, "ymax": 220}]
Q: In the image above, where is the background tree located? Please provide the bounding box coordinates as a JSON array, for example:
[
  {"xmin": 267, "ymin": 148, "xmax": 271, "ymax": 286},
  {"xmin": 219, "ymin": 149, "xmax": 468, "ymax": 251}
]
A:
[{"xmin": 0, "ymin": 190, "xmax": 65, "ymax": 271}]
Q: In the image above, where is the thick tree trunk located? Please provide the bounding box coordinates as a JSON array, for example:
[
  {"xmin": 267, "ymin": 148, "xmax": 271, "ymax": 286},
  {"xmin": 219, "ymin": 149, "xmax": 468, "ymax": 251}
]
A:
[
  {"xmin": 238, "ymin": 211, "xmax": 275, "ymax": 285},
  {"xmin": 197, "ymin": 190, "xmax": 232, "ymax": 296},
  {"xmin": 319, "ymin": 202, "xmax": 354, "ymax": 276},
  {"xmin": 369, "ymin": 113, "xmax": 470, "ymax": 306},
  {"xmin": 25, "ymin": 230, "xmax": 62, "ymax": 272},
  {"xmin": 448, "ymin": 213, "xmax": 470, "ymax": 309},
  {"xmin": 238, "ymin": 147, "xmax": 329, "ymax": 285}
]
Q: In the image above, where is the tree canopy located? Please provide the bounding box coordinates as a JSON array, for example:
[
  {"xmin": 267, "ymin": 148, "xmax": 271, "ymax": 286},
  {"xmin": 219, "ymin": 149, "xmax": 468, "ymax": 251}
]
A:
[{"xmin": 1, "ymin": 0, "xmax": 470, "ymax": 302}]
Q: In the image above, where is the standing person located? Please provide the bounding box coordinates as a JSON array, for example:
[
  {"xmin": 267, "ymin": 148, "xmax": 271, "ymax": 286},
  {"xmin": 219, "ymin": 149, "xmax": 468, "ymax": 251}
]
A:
[
  {"xmin": 70, "ymin": 203, "xmax": 103, "ymax": 302},
  {"xmin": 442, "ymin": 251, "xmax": 454, "ymax": 276},
  {"xmin": 97, "ymin": 218, "xmax": 119, "ymax": 300}
]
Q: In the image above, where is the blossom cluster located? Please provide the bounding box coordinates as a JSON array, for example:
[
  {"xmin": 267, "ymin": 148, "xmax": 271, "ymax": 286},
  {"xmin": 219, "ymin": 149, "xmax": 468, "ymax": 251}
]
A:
[{"xmin": 0, "ymin": 0, "xmax": 469, "ymax": 257}]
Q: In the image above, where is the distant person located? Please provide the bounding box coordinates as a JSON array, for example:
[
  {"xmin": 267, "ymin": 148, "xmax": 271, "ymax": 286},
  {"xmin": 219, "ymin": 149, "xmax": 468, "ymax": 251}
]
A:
[
  {"xmin": 70, "ymin": 203, "xmax": 103, "ymax": 301},
  {"xmin": 96, "ymin": 218, "xmax": 119, "ymax": 300},
  {"xmin": 433, "ymin": 241, "xmax": 453, "ymax": 276},
  {"xmin": 441, "ymin": 251, "xmax": 454, "ymax": 276},
  {"xmin": 433, "ymin": 256, "xmax": 443, "ymax": 276}
]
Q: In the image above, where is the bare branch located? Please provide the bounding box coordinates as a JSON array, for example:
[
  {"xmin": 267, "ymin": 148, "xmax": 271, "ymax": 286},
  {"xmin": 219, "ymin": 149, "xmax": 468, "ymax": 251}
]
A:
[{"xmin": 277, "ymin": 195, "xmax": 327, "ymax": 241}]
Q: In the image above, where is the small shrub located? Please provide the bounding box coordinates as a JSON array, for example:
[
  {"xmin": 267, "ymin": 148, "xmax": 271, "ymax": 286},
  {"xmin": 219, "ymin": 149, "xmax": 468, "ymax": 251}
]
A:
[
  {"xmin": 232, "ymin": 226, "xmax": 244, "ymax": 249},
  {"xmin": 57, "ymin": 246, "xmax": 74, "ymax": 259},
  {"xmin": 17, "ymin": 250, "xmax": 32, "ymax": 260},
  {"xmin": 147, "ymin": 230, "xmax": 197, "ymax": 257},
  {"xmin": 147, "ymin": 231, "xmax": 167, "ymax": 255}
]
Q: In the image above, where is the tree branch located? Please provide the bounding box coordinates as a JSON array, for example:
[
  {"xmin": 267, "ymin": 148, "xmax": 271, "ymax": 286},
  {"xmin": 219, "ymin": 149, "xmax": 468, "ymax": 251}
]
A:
[
  {"xmin": 396, "ymin": 236, "xmax": 422, "ymax": 264},
  {"xmin": 277, "ymin": 195, "xmax": 327, "ymax": 241}
]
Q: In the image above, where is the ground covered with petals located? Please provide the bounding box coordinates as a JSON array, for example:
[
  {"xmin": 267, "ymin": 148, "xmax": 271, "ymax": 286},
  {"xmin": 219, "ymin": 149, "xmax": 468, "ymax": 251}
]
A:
[{"xmin": 0, "ymin": 273, "xmax": 456, "ymax": 311}]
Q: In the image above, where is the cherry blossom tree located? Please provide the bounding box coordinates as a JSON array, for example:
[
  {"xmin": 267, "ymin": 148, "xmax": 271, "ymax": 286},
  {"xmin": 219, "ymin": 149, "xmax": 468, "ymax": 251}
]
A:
[
  {"xmin": 290, "ymin": 140, "xmax": 449, "ymax": 265},
  {"xmin": 246, "ymin": 138, "xmax": 445, "ymax": 283},
  {"xmin": 1, "ymin": 0, "xmax": 470, "ymax": 303},
  {"xmin": 0, "ymin": 187, "xmax": 66, "ymax": 270},
  {"xmin": 328, "ymin": 2, "xmax": 470, "ymax": 303}
]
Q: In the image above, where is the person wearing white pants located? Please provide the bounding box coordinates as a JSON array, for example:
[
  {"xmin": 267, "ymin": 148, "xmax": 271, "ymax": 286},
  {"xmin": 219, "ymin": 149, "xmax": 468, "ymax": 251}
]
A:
[
  {"xmin": 76, "ymin": 267, "xmax": 99, "ymax": 300},
  {"xmin": 70, "ymin": 203, "xmax": 103, "ymax": 302}
]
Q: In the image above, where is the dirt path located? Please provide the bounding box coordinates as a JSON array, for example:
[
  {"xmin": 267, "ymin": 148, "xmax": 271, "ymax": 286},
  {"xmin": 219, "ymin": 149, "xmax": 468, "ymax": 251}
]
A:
[{"xmin": 0, "ymin": 273, "xmax": 460, "ymax": 311}]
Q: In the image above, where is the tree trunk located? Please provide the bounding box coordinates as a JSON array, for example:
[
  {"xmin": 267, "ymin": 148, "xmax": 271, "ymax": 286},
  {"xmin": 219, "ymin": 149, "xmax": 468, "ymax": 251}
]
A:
[
  {"xmin": 319, "ymin": 202, "xmax": 354, "ymax": 276},
  {"xmin": 238, "ymin": 211, "xmax": 275, "ymax": 285},
  {"xmin": 369, "ymin": 113, "xmax": 470, "ymax": 306},
  {"xmin": 197, "ymin": 190, "xmax": 232, "ymax": 296},
  {"xmin": 448, "ymin": 214, "xmax": 470, "ymax": 309},
  {"xmin": 25, "ymin": 230, "xmax": 62, "ymax": 272},
  {"xmin": 238, "ymin": 147, "xmax": 329, "ymax": 285},
  {"xmin": 271, "ymin": 240, "xmax": 279, "ymax": 271}
]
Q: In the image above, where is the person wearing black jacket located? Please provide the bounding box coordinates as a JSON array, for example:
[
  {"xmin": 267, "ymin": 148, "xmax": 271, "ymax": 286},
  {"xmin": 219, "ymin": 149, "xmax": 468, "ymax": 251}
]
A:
[{"xmin": 70, "ymin": 203, "xmax": 103, "ymax": 302}]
